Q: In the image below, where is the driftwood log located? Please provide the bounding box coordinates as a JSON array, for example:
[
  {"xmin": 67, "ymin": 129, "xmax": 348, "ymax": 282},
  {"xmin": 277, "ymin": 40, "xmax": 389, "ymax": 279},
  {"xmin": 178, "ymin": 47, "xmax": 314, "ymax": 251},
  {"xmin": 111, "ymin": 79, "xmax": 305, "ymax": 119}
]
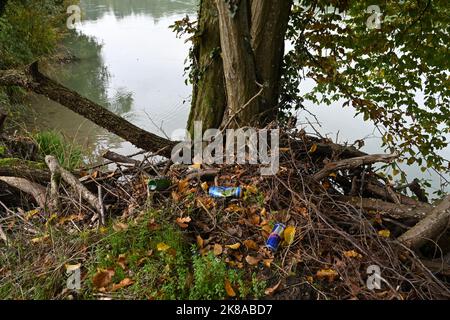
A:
[
  {"xmin": 341, "ymin": 196, "xmax": 431, "ymax": 220},
  {"xmin": 102, "ymin": 150, "xmax": 141, "ymax": 166},
  {"xmin": 45, "ymin": 156, "xmax": 103, "ymax": 219},
  {"xmin": 398, "ymin": 195, "xmax": 450, "ymax": 249},
  {"xmin": 313, "ymin": 152, "xmax": 398, "ymax": 181},
  {"xmin": 0, "ymin": 176, "xmax": 47, "ymax": 208}
]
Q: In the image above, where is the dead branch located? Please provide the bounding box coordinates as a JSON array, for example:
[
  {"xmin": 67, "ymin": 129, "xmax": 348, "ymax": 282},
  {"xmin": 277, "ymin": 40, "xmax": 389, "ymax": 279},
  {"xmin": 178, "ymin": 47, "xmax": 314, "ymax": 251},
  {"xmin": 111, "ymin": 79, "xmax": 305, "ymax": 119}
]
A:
[
  {"xmin": 340, "ymin": 196, "xmax": 431, "ymax": 220},
  {"xmin": 420, "ymin": 259, "xmax": 450, "ymax": 276},
  {"xmin": 0, "ymin": 176, "xmax": 47, "ymax": 208},
  {"xmin": 102, "ymin": 150, "xmax": 141, "ymax": 166},
  {"xmin": 398, "ymin": 194, "xmax": 450, "ymax": 249},
  {"xmin": 313, "ymin": 152, "xmax": 399, "ymax": 181},
  {"xmin": 45, "ymin": 156, "xmax": 103, "ymax": 219},
  {"xmin": 365, "ymin": 181, "xmax": 427, "ymax": 207}
]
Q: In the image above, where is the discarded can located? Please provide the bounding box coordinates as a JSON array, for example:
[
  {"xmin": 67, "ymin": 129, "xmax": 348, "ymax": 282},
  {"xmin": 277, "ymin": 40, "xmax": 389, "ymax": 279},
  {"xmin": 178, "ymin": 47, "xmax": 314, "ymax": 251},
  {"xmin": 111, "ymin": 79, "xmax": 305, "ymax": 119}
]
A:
[
  {"xmin": 148, "ymin": 177, "xmax": 171, "ymax": 191},
  {"xmin": 266, "ymin": 223, "xmax": 286, "ymax": 252},
  {"xmin": 208, "ymin": 186, "xmax": 242, "ymax": 198}
]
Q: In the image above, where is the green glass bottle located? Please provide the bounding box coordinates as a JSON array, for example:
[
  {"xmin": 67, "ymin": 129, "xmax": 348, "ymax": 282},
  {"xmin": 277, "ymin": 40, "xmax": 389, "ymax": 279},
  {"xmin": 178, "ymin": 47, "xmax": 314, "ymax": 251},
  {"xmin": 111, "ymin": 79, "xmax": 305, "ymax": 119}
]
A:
[{"xmin": 148, "ymin": 177, "xmax": 171, "ymax": 191}]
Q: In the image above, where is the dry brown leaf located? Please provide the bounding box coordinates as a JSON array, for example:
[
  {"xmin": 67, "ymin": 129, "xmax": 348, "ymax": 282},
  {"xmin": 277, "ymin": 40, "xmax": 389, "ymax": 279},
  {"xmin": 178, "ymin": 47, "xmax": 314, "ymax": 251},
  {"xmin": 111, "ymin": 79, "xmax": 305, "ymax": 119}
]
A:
[
  {"xmin": 243, "ymin": 239, "xmax": 258, "ymax": 250},
  {"xmin": 92, "ymin": 269, "xmax": 115, "ymax": 289},
  {"xmin": 250, "ymin": 214, "xmax": 261, "ymax": 225},
  {"xmin": 225, "ymin": 243, "xmax": 241, "ymax": 250},
  {"xmin": 213, "ymin": 244, "xmax": 223, "ymax": 256},
  {"xmin": 196, "ymin": 235, "xmax": 204, "ymax": 248},
  {"xmin": 178, "ymin": 179, "xmax": 189, "ymax": 193},
  {"xmin": 265, "ymin": 280, "xmax": 281, "ymax": 296},
  {"xmin": 245, "ymin": 255, "xmax": 261, "ymax": 266},
  {"xmin": 117, "ymin": 254, "xmax": 127, "ymax": 270},
  {"xmin": 111, "ymin": 278, "xmax": 134, "ymax": 292},
  {"xmin": 147, "ymin": 219, "xmax": 160, "ymax": 231},
  {"xmin": 171, "ymin": 191, "xmax": 180, "ymax": 202},
  {"xmin": 344, "ymin": 250, "xmax": 362, "ymax": 259},
  {"xmin": 263, "ymin": 258, "xmax": 273, "ymax": 268},
  {"xmin": 113, "ymin": 222, "xmax": 128, "ymax": 232},
  {"xmin": 225, "ymin": 279, "xmax": 236, "ymax": 297},
  {"xmin": 176, "ymin": 216, "xmax": 192, "ymax": 229},
  {"xmin": 316, "ymin": 269, "xmax": 339, "ymax": 282},
  {"xmin": 201, "ymin": 182, "xmax": 209, "ymax": 192}
]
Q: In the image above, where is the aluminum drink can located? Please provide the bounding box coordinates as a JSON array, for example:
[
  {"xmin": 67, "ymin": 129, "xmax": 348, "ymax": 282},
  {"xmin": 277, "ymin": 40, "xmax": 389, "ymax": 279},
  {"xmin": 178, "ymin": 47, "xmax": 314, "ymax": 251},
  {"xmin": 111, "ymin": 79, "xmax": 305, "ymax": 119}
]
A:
[
  {"xmin": 266, "ymin": 223, "xmax": 286, "ymax": 251},
  {"xmin": 208, "ymin": 186, "xmax": 242, "ymax": 198}
]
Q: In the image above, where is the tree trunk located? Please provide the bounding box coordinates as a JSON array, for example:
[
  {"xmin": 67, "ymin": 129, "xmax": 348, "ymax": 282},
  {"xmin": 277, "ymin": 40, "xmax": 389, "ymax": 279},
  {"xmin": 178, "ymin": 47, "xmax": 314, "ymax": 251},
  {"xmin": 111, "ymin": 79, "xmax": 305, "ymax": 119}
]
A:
[
  {"xmin": 250, "ymin": 0, "xmax": 292, "ymax": 124},
  {"xmin": 188, "ymin": 0, "xmax": 292, "ymax": 130},
  {"xmin": 187, "ymin": 0, "xmax": 226, "ymax": 134},
  {"xmin": 216, "ymin": 0, "xmax": 260, "ymax": 128}
]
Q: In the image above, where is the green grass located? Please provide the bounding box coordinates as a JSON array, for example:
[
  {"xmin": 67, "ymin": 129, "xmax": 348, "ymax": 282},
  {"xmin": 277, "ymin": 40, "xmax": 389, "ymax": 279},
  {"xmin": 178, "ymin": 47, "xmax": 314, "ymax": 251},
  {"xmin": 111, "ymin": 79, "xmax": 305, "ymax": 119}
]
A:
[
  {"xmin": 82, "ymin": 210, "xmax": 266, "ymax": 300},
  {"xmin": 0, "ymin": 207, "xmax": 266, "ymax": 300},
  {"xmin": 33, "ymin": 130, "xmax": 83, "ymax": 170}
]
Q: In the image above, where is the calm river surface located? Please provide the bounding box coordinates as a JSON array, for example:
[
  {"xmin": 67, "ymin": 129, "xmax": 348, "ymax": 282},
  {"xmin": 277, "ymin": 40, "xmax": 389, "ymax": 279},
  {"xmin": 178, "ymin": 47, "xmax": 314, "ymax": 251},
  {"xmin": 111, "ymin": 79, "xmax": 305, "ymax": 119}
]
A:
[{"xmin": 21, "ymin": 0, "xmax": 449, "ymax": 194}]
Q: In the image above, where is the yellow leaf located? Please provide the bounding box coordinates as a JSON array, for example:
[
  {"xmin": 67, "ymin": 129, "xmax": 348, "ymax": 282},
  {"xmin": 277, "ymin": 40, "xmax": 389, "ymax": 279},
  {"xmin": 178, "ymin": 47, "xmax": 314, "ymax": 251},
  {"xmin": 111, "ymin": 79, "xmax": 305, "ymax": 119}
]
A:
[
  {"xmin": 245, "ymin": 185, "xmax": 258, "ymax": 194},
  {"xmin": 283, "ymin": 226, "xmax": 296, "ymax": 245},
  {"xmin": 25, "ymin": 209, "xmax": 40, "ymax": 220},
  {"xmin": 378, "ymin": 229, "xmax": 391, "ymax": 238},
  {"xmin": 243, "ymin": 239, "xmax": 258, "ymax": 250},
  {"xmin": 196, "ymin": 235, "xmax": 204, "ymax": 248},
  {"xmin": 263, "ymin": 258, "xmax": 273, "ymax": 268},
  {"xmin": 213, "ymin": 244, "xmax": 223, "ymax": 256},
  {"xmin": 31, "ymin": 235, "xmax": 49, "ymax": 244},
  {"xmin": 316, "ymin": 269, "xmax": 339, "ymax": 281},
  {"xmin": 201, "ymin": 182, "xmax": 209, "ymax": 191},
  {"xmin": 178, "ymin": 179, "xmax": 189, "ymax": 193},
  {"xmin": 225, "ymin": 279, "xmax": 236, "ymax": 297},
  {"xmin": 226, "ymin": 243, "xmax": 241, "ymax": 250},
  {"xmin": 191, "ymin": 163, "xmax": 202, "ymax": 169},
  {"xmin": 309, "ymin": 144, "xmax": 318, "ymax": 153},
  {"xmin": 344, "ymin": 250, "xmax": 362, "ymax": 259},
  {"xmin": 157, "ymin": 242, "xmax": 171, "ymax": 251},
  {"xmin": 65, "ymin": 263, "xmax": 81, "ymax": 272}
]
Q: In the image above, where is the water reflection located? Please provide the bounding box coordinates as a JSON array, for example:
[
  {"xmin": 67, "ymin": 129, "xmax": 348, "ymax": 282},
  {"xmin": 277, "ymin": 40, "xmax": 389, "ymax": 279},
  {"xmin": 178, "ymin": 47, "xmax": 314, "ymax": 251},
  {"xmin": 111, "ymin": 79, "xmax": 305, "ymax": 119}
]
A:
[
  {"xmin": 24, "ymin": 0, "xmax": 197, "ymax": 159},
  {"xmin": 82, "ymin": 0, "xmax": 198, "ymax": 21}
]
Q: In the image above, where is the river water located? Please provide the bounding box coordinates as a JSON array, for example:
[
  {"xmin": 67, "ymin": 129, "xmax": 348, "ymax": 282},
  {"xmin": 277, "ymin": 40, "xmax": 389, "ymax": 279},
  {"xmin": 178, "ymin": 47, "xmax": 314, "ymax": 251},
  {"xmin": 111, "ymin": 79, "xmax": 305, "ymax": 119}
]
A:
[{"xmin": 21, "ymin": 0, "xmax": 449, "ymax": 194}]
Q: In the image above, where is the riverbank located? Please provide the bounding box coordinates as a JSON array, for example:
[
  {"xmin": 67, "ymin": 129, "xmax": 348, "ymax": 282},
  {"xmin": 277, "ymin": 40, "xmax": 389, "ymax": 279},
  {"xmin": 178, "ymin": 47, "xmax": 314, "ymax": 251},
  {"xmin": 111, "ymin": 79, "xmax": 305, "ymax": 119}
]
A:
[{"xmin": 1, "ymin": 128, "xmax": 449, "ymax": 300}]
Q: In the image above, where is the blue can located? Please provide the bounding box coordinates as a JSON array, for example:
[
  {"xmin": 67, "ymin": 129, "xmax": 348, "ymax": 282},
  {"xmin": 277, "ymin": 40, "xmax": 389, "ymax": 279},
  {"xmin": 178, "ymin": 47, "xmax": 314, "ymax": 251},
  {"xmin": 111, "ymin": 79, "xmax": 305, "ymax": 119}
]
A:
[
  {"xmin": 208, "ymin": 186, "xmax": 242, "ymax": 198},
  {"xmin": 266, "ymin": 223, "xmax": 286, "ymax": 252}
]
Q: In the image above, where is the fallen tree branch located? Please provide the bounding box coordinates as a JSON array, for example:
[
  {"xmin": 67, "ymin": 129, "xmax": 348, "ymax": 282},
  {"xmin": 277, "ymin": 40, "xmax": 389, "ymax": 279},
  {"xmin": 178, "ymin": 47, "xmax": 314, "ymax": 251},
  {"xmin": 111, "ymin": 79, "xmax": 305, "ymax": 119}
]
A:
[
  {"xmin": 102, "ymin": 150, "xmax": 141, "ymax": 166},
  {"xmin": 420, "ymin": 259, "xmax": 450, "ymax": 276},
  {"xmin": 45, "ymin": 156, "xmax": 103, "ymax": 219},
  {"xmin": 398, "ymin": 194, "xmax": 450, "ymax": 249},
  {"xmin": 0, "ymin": 176, "xmax": 47, "ymax": 208},
  {"xmin": 313, "ymin": 152, "xmax": 399, "ymax": 181},
  {"xmin": 340, "ymin": 196, "xmax": 431, "ymax": 220},
  {"xmin": 365, "ymin": 181, "xmax": 427, "ymax": 207},
  {"xmin": 0, "ymin": 63, "xmax": 176, "ymax": 158}
]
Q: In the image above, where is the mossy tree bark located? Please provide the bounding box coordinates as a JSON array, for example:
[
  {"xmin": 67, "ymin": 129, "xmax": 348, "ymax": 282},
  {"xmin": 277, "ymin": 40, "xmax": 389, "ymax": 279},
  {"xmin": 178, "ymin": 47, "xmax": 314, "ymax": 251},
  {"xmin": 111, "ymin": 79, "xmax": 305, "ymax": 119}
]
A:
[
  {"xmin": 187, "ymin": 0, "xmax": 292, "ymax": 131},
  {"xmin": 187, "ymin": 0, "xmax": 226, "ymax": 134}
]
